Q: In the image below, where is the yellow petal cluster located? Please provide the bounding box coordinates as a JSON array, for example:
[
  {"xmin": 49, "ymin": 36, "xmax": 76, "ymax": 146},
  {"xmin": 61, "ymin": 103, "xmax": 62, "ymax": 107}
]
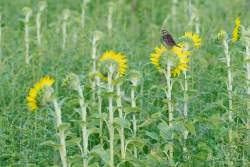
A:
[
  {"xmin": 150, "ymin": 45, "xmax": 167, "ymax": 71},
  {"xmin": 232, "ymin": 17, "xmax": 240, "ymax": 42},
  {"xmin": 27, "ymin": 76, "xmax": 55, "ymax": 111},
  {"xmin": 183, "ymin": 32, "xmax": 201, "ymax": 48},
  {"xmin": 99, "ymin": 50, "xmax": 128, "ymax": 77},
  {"xmin": 171, "ymin": 46, "xmax": 190, "ymax": 76},
  {"xmin": 150, "ymin": 45, "xmax": 190, "ymax": 77}
]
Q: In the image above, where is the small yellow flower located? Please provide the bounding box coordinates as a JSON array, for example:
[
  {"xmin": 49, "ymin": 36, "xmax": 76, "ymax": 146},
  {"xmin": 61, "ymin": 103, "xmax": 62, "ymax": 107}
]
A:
[
  {"xmin": 150, "ymin": 45, "xmax": 190, "ymax": 77},
  {"xmin": 27, "ymin": 76, "xmax": 55, "ymax": 111},
  {"xmin": 99, "ymin": 51, "xmax": 128, "ymax": 80},
  {"xmin": 232, "ymin": 17, "xmax": 240, "ymax": 42},
  {"xmin": 183, "ymin": 32, "xmax": 201, "ymax": 48}
]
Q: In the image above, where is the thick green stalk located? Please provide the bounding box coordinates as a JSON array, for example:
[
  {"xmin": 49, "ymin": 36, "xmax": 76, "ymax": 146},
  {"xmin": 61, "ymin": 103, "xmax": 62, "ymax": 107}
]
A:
[
  {"xmin": 183, "ymin": 71, "xmax": 188, "ymax": 118},
  {"xmin": 245, "ymin": 41, "xmax": 250, "ymax": 136},
  {"xmin": 53, "ymin": 99, "xmax": 68, "ymax": 167},
  {"xmin": 91, "ymin": 35, "xmax": 97, "ymax": 100},
  {"xmin": 77, "ymin": 83, "xmax": 88, "ymax": 167},
  {"xmin": 131, "ymin": 85, "xmax": 137, "ymax": 158},
  {"xmin": 164, "ymin": 61, "xmax": 173, "ymax": 162},
  {"xmin": 108, "ymin": 65, "xmax": 114, "ymax": 167},
  {"xmin": 108, "ymin": 4, "xmax": 113, "ymax": 37},
  {"xmin": 0, "ymin": 13, "xmax": 2, "ymax": 59},
  {"xmin": 62, "ymin": 10, "xmax": 70, "ymax": 50},
  {"xmin": 97, "ymin": 77, "xmax": 103, "ymax": 144},
  {"xmin": 172, "ymin": 0, "xmax": 177, "ymax": 31},
  {"xmin": 36, "ymin": 3, "xmax": 46, "ymax": 46},
  {"xmin": 24, "ymin": 9, "xmax": 32, "ymax": 64},
  {"xmin": 116, "ymin": 83, "xmax": 126, "ymax": 159},
  {"xmin": 223, "ymin": 38, "xmax": 233, "ymax": 143}
]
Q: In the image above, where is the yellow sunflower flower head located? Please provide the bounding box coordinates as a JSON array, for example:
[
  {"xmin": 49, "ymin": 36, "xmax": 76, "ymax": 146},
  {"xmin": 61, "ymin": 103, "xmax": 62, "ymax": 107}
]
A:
[
  {"xmin": 150, "ymin": 44, "xmax": 190, "ymax": 77},
  {"xmin": 183, "ymin": 32, "xmax": 201, "ymax": 49},
  {"xmin": 27, "ymin": 76, "xmax": 55, "ymax": 111},
  {"xmin": 232, "ymin": 17, "xmax": 241, "ymax": 42},
  {"xmin": 98, "ymin": 51, "xmax": 128, "ymax": 80}
]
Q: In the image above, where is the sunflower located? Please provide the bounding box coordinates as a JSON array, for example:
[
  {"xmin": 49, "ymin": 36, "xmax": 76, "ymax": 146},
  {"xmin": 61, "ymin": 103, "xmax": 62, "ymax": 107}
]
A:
[
  {"xmin": 98, "ymin": 51, "xmax": 128, "ymax": 80},
  {"xmin": 183, "ymin": 32, "xmax": 201, "ymax": 48},
  {"xmin": 232, "ymin": 17, "xmax": 240, "ymax": 42},
  {"xmin": 150, "ymin": 45, "xmax": 190, "ymax": 77},
  {"xmin": 27, "ymin": 76, "xmax": 55, "ymax": 111}
]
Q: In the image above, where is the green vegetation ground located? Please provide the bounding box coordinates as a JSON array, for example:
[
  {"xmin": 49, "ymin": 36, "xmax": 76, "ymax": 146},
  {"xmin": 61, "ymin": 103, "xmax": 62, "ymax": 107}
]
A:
[{"xmin": 0, "ymin": 0, "xmax": 250, "ymax": 166}]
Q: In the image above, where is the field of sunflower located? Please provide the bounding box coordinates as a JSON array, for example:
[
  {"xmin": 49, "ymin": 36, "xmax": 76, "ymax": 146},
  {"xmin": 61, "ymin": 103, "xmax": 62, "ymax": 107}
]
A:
[{"xmin": 0, "ymin": 0, "xmax": 250, "ymax": 166}]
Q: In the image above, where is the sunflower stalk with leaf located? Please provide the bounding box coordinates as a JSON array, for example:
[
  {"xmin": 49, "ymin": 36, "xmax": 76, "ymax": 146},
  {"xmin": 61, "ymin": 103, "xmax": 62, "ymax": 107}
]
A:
[
  {"xmin": 151, "ymin": 44, "xmax": 190, "ymax": 163},
  {"xmin": 217, "ymin": 17, "xmax": 241, "ymax": 167},
  {"xmin": 98, "ymin": 51, "xmax": 128, "ymax": 167},
  {"xmin": 27, "ymin": 76, "xmax": 68, "ymax": 167}
]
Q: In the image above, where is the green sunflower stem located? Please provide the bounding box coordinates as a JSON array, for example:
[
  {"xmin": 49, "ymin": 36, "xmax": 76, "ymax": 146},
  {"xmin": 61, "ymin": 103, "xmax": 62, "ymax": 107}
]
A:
[
  {"xmin": 24, "ymin": 8, "xmax": 32, "ymax": 64},
  {"xmin": 183, "ymin": 71, "xmax": 189, "ymax": 154},
  {"xmin": 91, "ymin": 34, "xmax": 98, "ymax": 100},
  {"xmin": 164, "ymin": 61, "xmax": 174, "ymax": 163},
  {"xmin": 76, "ymin": 83, "xmax": 88, "ymax": 167},
  {"xmin": 53, "ymin": 99, "xmax": 68, "ymax": 167},
  {"xmin": 131, "ymin": 85, "xmax": 138, "ymax": 158},
  {"xmin": 116, "ymin": 83, "xmax": 126, "ymax": 160},
  {"xmin": 245, "ymin": 41, "xmax": 250, "ymax": 137},
  {"xmin": 62, "ymin": 9, "xmax": 70, "ymax": 50},
  {"xmin": 188, "ymin": 0, "xmax": 193, "ymax": 26},
  {"xmin": 183, "ymin": 71, "xmax": 188, "ymax": 118},
  {"xmin": 97, "ymin": 77, "xmax": 104, "ymax": 145},
  {"xmin": 172, "ymin": 0, "xmax": 177, "ymax": 31},
  {"xmin": 108, "ymin": 65, "xmax": 114, "ymax": 167},
  {"xmin": 81, "ymin": 0, "xmax": 89, "ymax": 29},
  {"xmin": 195, "ymin": 15, "xmax": 200, "ymax": 35},
  {"xmin": 223, "ymin": 38, "xmax": 233, "ymax": 143},
  {"xmin": 108, "ymin": 3, "xmax": 114, "ymax": 37},
  {"xmin": 0, "ymin": 13, "xmax": 2, "ymax": 59},
  {"xmin": 223, "ymin": 36, "xmax": 234, "ymax": 167},
  {"xmin": 36, "ymin": 2, "xmax": 46, "ymax": 47}
]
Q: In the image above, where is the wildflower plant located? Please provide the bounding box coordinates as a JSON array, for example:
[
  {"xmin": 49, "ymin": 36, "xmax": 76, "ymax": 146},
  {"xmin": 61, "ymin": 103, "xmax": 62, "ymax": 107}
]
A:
[
  {"xmin": 22, "ymin": 7, "xmax": 32, "ymax": 64},
  {"xmin": 36, "ymin": 1, "xmax": 47, "ymax": 46},
  {"xmin": 63, "ymin": 73, "xmax": 89, "ymax": 167},
  {"xmin": 240, "ymin": 25, "xmax": 250, "ymax": 150},
  {"xmin": 129, "ymin": 70, "xmax": 142, "ymax": 158},
  {"xmin": 27, "ymin": 76, "xmax": 55, "ymax": 111},
  {"xmin": 98, "ymin": 50, "xmax": 128, "ymax": 167},
  {"xmin": 150, "ymin": 43, "xmax": 190, "ymax": 162},
  {"xmin": 27, "ymin": 76, "xmax": 68, "ymax": 167},
  {"xmin": 217, "ymin": 17, "xmax": 241, "ymax": 166}
]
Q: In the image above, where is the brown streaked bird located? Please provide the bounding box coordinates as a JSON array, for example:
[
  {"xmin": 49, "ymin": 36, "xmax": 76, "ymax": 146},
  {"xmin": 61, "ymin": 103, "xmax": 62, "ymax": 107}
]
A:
[{"xmin": 161, "ymin": 30, "xmax": 177, "ymax": 48}]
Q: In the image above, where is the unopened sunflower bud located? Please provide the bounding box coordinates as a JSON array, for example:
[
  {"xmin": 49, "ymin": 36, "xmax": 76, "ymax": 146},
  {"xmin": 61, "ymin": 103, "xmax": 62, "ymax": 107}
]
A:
[
  {"xmin": 93, "ymin": 30, "xmax": 103, "ymax": 42},
  {"xmin": 23, "ymin": 7, "xmax": 32, "ymax": 18},
  {"xmin": 38, "ymin": 1, "xmax": 47, "ymax": 12},
  {"xmin": 129, "ymin": 70, "xmax": 141, "ymax": 87},
  {"xmin": 217, "ymin": 30, "xmax": 227, "ymax": 40},
  {"xmin": 63, "ymin": 9, "xmax": 70, "ymax": 21},
  {"xmin": 63, "ymin": 73, "xmax": 80, "ymax": 91}
]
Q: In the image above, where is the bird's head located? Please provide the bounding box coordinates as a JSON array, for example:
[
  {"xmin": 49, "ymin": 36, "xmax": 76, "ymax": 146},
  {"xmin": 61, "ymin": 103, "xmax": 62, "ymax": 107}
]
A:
[{"xmin": 161, "ymin": 29, "xmax": 169, "ymax": 36}]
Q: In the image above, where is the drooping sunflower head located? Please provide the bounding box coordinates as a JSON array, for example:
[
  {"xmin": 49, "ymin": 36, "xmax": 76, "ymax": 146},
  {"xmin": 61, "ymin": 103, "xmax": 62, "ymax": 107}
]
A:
[
  {"xmin": 183, "ymin": 32, "xmax": 201, "ymax": 49},
  {"xmin": 98, "ymin": 51, "xmax": 128, "ymax": 80},
  {"xmin": 27, "ymin": 76, "xmax": 55, "ymax": 111},
  {"xmin": 232, "ymin": 17, "xmax": 241, "ymax": 42},
  {"xmin": 150, "ymin": 45, "xmax": 190, "ymax": 77}
]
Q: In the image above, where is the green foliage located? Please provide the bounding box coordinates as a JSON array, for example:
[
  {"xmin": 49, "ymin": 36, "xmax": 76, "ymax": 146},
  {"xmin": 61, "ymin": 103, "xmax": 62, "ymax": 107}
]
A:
[{"xmin": 0, "ymin": 0, "xmax": 250, "ymax": 166}]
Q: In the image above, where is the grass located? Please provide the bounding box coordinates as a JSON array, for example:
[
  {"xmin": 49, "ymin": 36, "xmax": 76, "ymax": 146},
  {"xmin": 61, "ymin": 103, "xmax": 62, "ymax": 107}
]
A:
[{"xmin": 0, "ymin": 0, "xmax": 250, "ymax": 166}]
